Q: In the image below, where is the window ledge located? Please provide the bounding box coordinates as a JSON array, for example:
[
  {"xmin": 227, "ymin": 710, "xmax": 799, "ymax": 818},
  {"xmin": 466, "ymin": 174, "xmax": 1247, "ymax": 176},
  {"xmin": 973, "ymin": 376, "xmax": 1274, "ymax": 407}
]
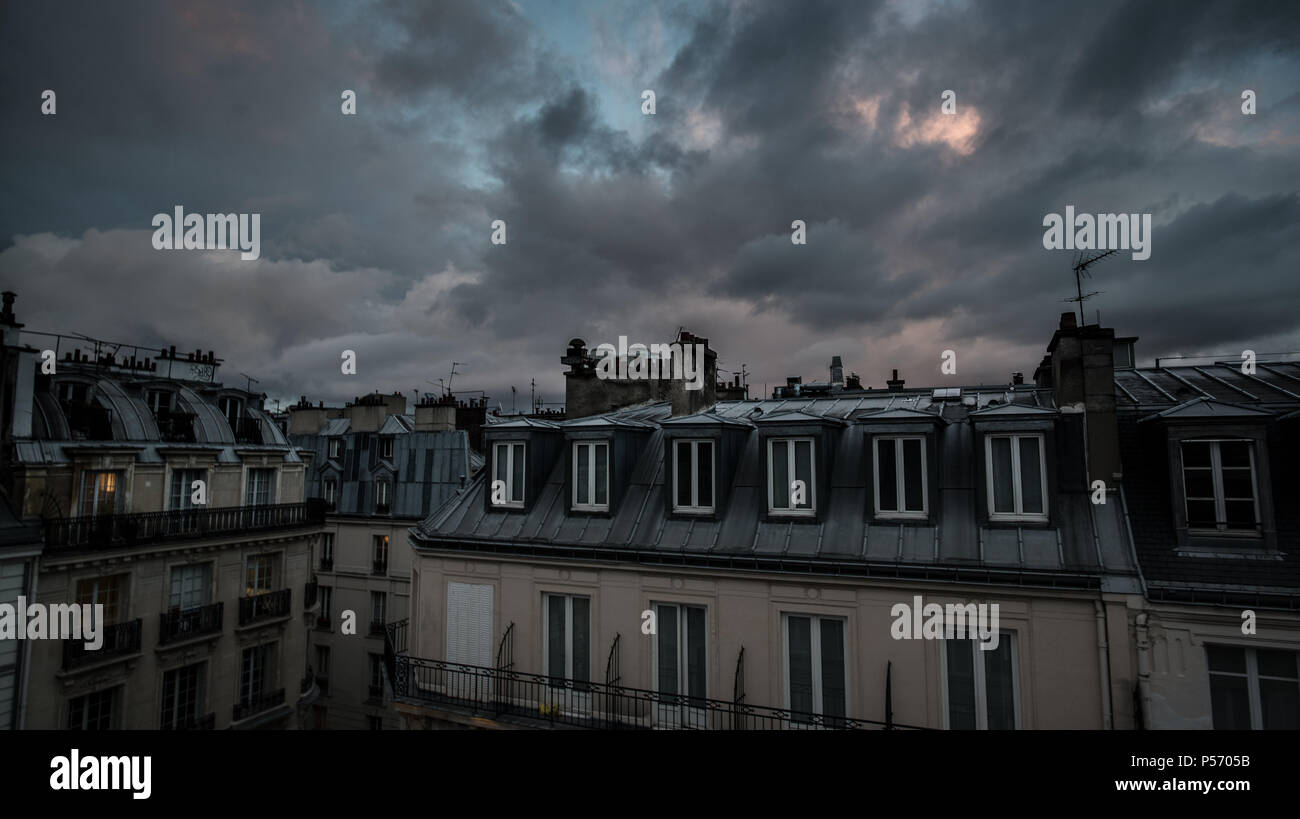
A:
[{"xmin": 1174, "ymin": 547, "xmax": 1283, "ymax": 561}]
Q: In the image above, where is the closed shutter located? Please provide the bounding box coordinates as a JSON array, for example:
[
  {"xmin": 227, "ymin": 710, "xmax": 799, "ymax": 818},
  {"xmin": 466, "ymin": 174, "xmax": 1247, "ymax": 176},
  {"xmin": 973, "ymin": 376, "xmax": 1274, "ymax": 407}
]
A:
[{"xmin": 446, "ymin": 582, "xmax": 493, "ymax": 667}]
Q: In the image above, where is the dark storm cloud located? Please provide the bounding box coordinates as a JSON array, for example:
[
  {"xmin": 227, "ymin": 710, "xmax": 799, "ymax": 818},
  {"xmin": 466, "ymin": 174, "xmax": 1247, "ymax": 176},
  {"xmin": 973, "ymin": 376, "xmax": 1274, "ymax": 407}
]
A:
[{"xmin": 1, "ymin": 0, "xmax": 1298, "ymax": 404}]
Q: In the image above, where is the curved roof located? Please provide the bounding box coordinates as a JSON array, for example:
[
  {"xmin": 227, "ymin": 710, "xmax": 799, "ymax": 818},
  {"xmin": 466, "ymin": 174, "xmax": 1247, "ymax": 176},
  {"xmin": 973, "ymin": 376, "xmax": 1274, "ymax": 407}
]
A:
[
  {"xmin": 94, "ymin": 378, "xmax": 160, "ymax": 441},
  {"xmin": 177, "ymin": 386, "xmax": 235, "ymax": 444}
]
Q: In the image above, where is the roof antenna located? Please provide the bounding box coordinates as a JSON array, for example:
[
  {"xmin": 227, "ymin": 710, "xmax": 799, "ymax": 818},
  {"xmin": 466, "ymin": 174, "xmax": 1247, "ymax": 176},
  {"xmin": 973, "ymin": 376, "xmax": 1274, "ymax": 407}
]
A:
[{"xmin": 1065, "ymin": 249, "xmax": 1116, "ymax": 327}]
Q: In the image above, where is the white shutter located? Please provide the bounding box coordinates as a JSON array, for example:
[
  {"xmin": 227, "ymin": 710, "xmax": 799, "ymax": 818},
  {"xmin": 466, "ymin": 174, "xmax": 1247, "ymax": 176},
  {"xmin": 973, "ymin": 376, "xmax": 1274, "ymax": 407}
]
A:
[{"xmin": 446, "ymin": 582, "xmax": 493, "ymax": 667}]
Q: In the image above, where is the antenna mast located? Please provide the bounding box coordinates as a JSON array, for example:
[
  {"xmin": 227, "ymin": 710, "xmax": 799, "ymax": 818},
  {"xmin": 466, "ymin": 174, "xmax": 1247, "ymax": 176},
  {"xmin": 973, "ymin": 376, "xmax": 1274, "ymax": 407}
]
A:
[{"xmin": 1067, "ymin": 249, "xmax": 1117, "ymax": 326}]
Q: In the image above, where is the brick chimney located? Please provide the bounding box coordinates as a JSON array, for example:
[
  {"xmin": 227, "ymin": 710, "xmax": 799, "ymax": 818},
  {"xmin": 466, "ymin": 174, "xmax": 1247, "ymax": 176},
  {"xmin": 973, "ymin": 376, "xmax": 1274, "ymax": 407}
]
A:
[
  {"xmin": 670, "ymin": 330, "xmax": 717, "ymax": 417},
  {"xmin": 1037, "ymin": 311, "xmax": 1121, "ymax": 483},
  {"xmin": 886, "ymin": 369, "xmax": 905, "ymax": 391}
]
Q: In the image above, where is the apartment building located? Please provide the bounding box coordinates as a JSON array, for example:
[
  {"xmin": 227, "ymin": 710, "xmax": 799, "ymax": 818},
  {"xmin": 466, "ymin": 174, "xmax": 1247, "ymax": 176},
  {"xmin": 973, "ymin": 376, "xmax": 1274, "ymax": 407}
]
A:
[
  {"xmin": 0, "ymin": 293, "xmax": 325, "ymax": 730},
  {"xmin": 1092, "ymin": 339, "xmax": 1300, "ymax": 728},
  {"xmin": 385, "ymin": 326, "xmax": 1145, "ymax": 730},
  {"xmin": 288, "ymin": 393, "xmax": 479, "ymax": 729}
]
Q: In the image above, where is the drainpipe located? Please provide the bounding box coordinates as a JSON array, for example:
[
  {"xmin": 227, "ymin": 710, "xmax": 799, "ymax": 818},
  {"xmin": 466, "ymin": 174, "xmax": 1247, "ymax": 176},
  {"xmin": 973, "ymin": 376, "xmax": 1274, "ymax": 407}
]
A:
[
  {"xmin": 16, "ymin": 556, "xmax": 37, "ymax": 730},
  {"xmin": 1094, "ymin": 598, "xmax": 1113, "ymax": 730},
  {"xmin": 1134, "ymin": 612, "xmax": 1152, "ymax": 730}
]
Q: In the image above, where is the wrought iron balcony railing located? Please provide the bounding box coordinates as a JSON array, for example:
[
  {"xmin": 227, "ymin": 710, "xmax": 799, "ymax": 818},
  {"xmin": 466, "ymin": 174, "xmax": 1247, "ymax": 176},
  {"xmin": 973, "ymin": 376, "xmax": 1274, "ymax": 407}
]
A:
[
  {"xmin": 382, "ymin": 620, "xmax": 922, "ymax": 731},
  {"xmin": 43, "ymin": 500, "xmax": 326, "ymax": 553},
  {"xmin": 63, "ymin": 618, "xmax": 143, "ymax": 670},
  {"xmin": 233, "ymin": 688, "xmax": 286, "ymax": 722},
  {"xmin": 162, "ymin": 712, "xmax": 215, "ymax": 730},
  {"xmin": 237, "ymin": 589, "xmax": 291, "ymax": 626},
  {"xmin": 159, "ymin": 602, "xmax": 223, "ymax": 644}
]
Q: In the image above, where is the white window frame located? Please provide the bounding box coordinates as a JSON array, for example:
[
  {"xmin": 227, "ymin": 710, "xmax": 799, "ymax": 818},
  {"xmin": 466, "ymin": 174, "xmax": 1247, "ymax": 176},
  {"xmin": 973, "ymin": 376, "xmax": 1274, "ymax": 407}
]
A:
[
  {"xmin": 541, "ymin": 593, "xmax": 591, "ymax": 681},
  {"xmin": 1180, "ymin": 439, "xmax": 1261, "ymax": 534},
  {"xmin": 328, "ymin": 438, "xmax": 342, "ymax": 459},
  {"xmin": 767, "ymin": 437, "xmax": 816, "ymax": 516},
  {"xmin": 380, "ymin": 436, "xmax": 394, "ymax": 460},
  {"xmin": 324, "ymin": 478, "xmax": 337, "ymax": 505},
  {"xmin": 491, "ymin": 442, "xmax": 525, "ymax": 509},
  {"xmin": 781, "ymin": 613, "xmax": 848, "ymax": 722},
  {"xmin": 1208, "ymin": 645, "xmax": 1299, "ymax": 730},
  {"xmin": 940, "ymin": 631, "xmax": 1021, "ymax": 730},
  {"xmin": 672, "ymin": 439, "xmax": 715, "ymax": 514},
  {"xmin": 376, "ymin": 478, "xmax": 391, "ymax": 511},
  {"xmin": 984, "ymin": 434, "xmax": 1048, "ymax": 522},
  {"xmin": 571, "ymin": 441, "xmax": 609, "ymax": 512},
  {"xmin": 371, "ymin": 591, "xmax": 387, "ymax": 628},
  {"xmin": 651, "ymin": 602, "xmax": 708, "ymax": 727},
  {"xmin": 872, "ymin": 436, "xmax": 928, "ymax": 519},
  {"xmin": 167, "ymin": 467, "xmax": 207, "ymax": 511},
  {"xmin": 80, "ymin": 470, "xmax": 124, "ymax": 516},
  {"xmin": 244, "ymin": 467, "xmax": 277, "ymax": 506}
]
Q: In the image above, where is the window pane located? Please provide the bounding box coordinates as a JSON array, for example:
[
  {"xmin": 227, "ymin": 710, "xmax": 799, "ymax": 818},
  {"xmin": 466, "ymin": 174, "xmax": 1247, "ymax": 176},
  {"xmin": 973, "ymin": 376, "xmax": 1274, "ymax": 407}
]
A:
[
  {"xmin": 946, "ymin": 640, "xmax": 977, "ymax": 729},
  {"xmin": 676, "ymin": 442, "xmax": 692, "ymax": 508},
  {"xmin": 1207, "ymin": 645, "xmax": 1246, "ymax": 673},
  {"xmin": 698, "ymin": 442, "xmax": 713, "ymax": 508},
  {"xmin": 547, "ymin": 595, "xmax": 565, "ymax": 678},
  {"xmin": 576, "ymin": 444, "xmax": 590, "ymax": 505},
  {"xmin": 819, "ymin": 619, "xmax": 846, "ymax": 719},
  {"xmin": 1218, "ymin": 441, "xmax": 1251, "ymax": 468},
  {"xmin": 511, "ymin": 444, "xmax": 524, "ymax": 502},
  {"xmin": 984, "ymin": 638, "xmax": 1016, "ymax": 729},
  {"xmin": 1224, "ymin": 500, "xmax": 1257, "ymax": 529},
  {"xmin": 1260, "ymin": 678, "xmax": 1300, "ymax": 729},
  {"xmin": 788, "ymin": 616, "xmax": 813, "ymax": 717},
  {"xmin": 1181, "ymin": 441, "xmax": 1212, "ymax": 468},
  {"xmin": 594, "ymin": 444, "xmax": 608, "ymax": 506},
  {"xmin": 771, "ymin": 441, "xmax": 788, "ymax": 509},
  {"xmin": 1257, "ymin": 649, "xmax": 1298, "ymax": 679},
  {"xmin": 990, "ymin": 438, "xmax": 1014, "ymax": 514},
  {"xmin": 903, "ymin": 438, "xmax": 924, "ymax": 512},
  {"xmin": 1186, "ymin": 500, "xmax": 1217, "ymax": 527},
  {"xmin": 793, "ymin": 441, "xmax": 813, "ymax": 508},
  {"xmin": 686, "ymin": 607, "xmax": 706, "ymax": 704},
  {"xmin": 657, "ymin": 605, "xmax": 678, "ymax": 695},
  {"xmin": 1018, "ymin": 437, "xmax": 1043, "ymax": 514},
  {"xmin": 494, "ymin": 445, "xmax": 507, "ymax": 483},
  {"xmin": 876, "ymin": 439, "xmax": 897, "ymax": 512},
  {"xmin": 572, "ymin": 598, "xmax": 590, "ymax": 683},
  {"xmin": 1183, "ymin": 469, "xmax": 1214, "ymax": 499},
  {"xmin": 1209, "ymin": 673, "xmax": 1251, "ymax": 729},
  {"xmin": 1221, "ymin": 469, "xmax": 1254, "ymax": 500}
]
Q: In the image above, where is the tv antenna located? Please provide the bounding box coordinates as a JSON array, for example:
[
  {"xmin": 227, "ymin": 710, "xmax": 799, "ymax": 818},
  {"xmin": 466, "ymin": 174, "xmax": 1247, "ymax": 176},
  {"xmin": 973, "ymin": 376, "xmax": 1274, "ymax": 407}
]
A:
[
  {"xmin": 1065, "ymin": 249, "xmax": 1116, "ymax": 326},
  {"xmin": 447, "ymin": 362, "xmax": 463, "ymax": 394}
]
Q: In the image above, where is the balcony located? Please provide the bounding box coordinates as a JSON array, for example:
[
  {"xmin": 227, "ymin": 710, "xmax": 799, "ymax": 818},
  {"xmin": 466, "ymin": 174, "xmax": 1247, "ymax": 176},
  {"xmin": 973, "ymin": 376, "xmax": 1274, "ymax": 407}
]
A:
[
  {"xmin": 233, "ymin": 688, "xmax": 285, "ymax": 722},
  {"xmin": 162, "ymin": 713, "xmax": 215, "ymax": 730},
  {"xmin": 237, "ymin": 589, "xmax": 291, "ymax": 626},
  {"xmin": 371, "ymin": 559, "xmax": 387, "ymax": 576},
  {"xmin": 159, "ymin": 602, "xmax": 223, "ymax": 644},
  {"xmin": 382, "ymin": 620, "xmax": 925, "ymax": 731},
  {"xmin": 63, "ymin": 618, "xmax": 142, "ymax": 670},
  {"xmin": 44, "ymin": 501, "xmax": 326, "ymax": 554},
  {"xmin": 368, "ymin": 620, "xmax": 386, "ymax": 636}
]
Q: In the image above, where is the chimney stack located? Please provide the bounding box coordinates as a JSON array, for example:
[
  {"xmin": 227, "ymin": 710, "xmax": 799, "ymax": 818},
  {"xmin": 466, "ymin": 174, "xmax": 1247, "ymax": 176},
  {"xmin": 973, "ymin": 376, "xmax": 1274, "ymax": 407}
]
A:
[
  {"xmin": 830, "ymin": 355, "xmax": 844, "ymax": 387},
  {"xmin": 886, "ymin": 369, "xmax": 905, "ymax": 391},
  {"xmin": 1039, "ymin": 312, "xmax": 1121, "ymax": 483},
  {"xmin": 670, "ymin": 330, "xmax": 717, "ymax": 417}
]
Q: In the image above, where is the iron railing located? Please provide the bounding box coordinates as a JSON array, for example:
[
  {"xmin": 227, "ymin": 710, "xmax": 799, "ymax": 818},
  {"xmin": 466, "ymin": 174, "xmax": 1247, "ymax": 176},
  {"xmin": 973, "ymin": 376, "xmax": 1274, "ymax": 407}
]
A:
[
  {"xmin": 162, "ymin": 712, "xmax": 215, "ymax": 730},
  {"xmin": 233, "ymin": 688, "xmax": 285, "ymax": 722},
  {"xmin": 63, "ymin": 618, "xmax": 142, "ymax": 669},
  {"xmin": 237, "ymin": 589, "xmax": 291, "ymax": 626},
  {"xmin": 44, "ymin": 500, "xmax": 326, "ymax": 553},
  {"xmin": 159, "ymin": 602, "xmax": 223, "ymax": 644},
  {"xmin": 383, "ymin": 620, "xmax": 920, "ymax": 731}
]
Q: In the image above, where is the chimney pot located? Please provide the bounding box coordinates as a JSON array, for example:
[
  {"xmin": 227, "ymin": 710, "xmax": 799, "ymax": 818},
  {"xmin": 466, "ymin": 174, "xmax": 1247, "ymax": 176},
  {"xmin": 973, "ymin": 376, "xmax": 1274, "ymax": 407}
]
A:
[{"xmin": 1060, "ymin": 312, "xmax": 1077, "ymax": 330}]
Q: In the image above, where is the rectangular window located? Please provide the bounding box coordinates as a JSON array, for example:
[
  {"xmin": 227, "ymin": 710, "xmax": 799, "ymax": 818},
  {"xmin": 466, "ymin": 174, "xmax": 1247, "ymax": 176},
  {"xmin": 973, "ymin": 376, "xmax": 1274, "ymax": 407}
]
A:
[
  {"xmin": 220, "ymin": 396, "xmax": 243, "ymax": 428},
  {"xmin": 874, "ymin": 436, "xmax": 927, "ymax": 518},
  {"xmin": 372, "ymin": 535, "xmax": 389, "ymax": 573},
  {"xmin": 146, "ymin": 389, "xmax": 172, "ymax": 415},
  {"xmin": 655, "ymin": 603, "xmax": 706, "ymax": 708},
  {"xmin": 572, "ymin": 441, "xmax": 609, "ymax": 511},
  {"xmin": 785, "ymin": 614, "xmax": 847, "ymax": 725},
  {"xmin": 1208, "ymin": 645, "xmax": 1298, "ymax": 729},
  {"xmin": 375, "ymin": 479, "xmax": 391, "ymax": 513},
  {"xmin": 673, "ymin": 439, "xmax": 715, "ymax": 513},
  {"xmin": 68, "ymin": 687, "xmax": 116, "ymax": 730},
  {"xmin": 543, "ymin": 593, "xmax": 590, "ymax": 684},
  {"xmin": 79, "ymin": 470, "xmax": 123, "ymax": 517},
  {"xmin": 168, "ymin": 563, "xmax": 211, "ymax": 613},
  {"xmin": 328, "ymin": 438, "xmax": 342, "ymax": 459},
  {"xmin": 316, "ymin": 645, "xmax": 330, "ymax": 679},
  {"xmin": 371, "ymin": 591, "xmax": 387, "ymax": 630},
  {"xmin": 318, "ymin": 586, "xmax": 332, "ymax": 624},
  {"xmin": 446, "ymin": 582, "xmax": 494, "ymax": 668},
  {"xmin": 324, "ymin": 479, "xmax": 337, "ymax": 506},
  {"xmin": 76, "ymin": 575, "xmax": 124, "ymax": 626},
  {"xmin": 245, "ymin": 468, "xmax": 276, "ymax": 506},
  {"xmin": 320, "ymin": 533, "xmax": 334, "ymax": 567},
  {"xmin": 160, "ymin": 663, "xmax": 204, "ymax": 729},
  {"xmin": 1181, "ymin": 441, "xmax": 1260, "ymax": 532},
  {"xmin": 239, "ymin": 643, "xmax": 273, "ymax": 705},
  {"xmin": 369, "ymin": 653, "xmax": 385, "ymax": 698},
  {"xmin": 168, "ymin": 468, "xmax": 207, "ymax": 511},
  {"xmin": 945, "ymin": 634, "xmax": 1018, "ymax": 729},
  {"xmin": 380, "ymin": 437, "xmax": 394, "ymax": 460},
  {"xmin": 492, "ymin": 442, "xmax": 525, "ymax": 508},
  {"xmin": 985, "ymin": 435, "xmax": 1047, "ymax": 521},
  {"xmin": 245, "ymin": 554, "xmax": 275, "ymax": 596},
  {"xmin": 767, "ymin": 438, "xmax": 815, "ymax": 515}
]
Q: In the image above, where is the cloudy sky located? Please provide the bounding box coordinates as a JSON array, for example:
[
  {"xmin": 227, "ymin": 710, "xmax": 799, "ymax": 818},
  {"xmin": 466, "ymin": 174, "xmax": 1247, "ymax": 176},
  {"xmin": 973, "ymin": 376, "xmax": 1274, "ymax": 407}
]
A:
[{"xmin": 2, "ymin": 0, "xmax": 1298, "ymax": 411}]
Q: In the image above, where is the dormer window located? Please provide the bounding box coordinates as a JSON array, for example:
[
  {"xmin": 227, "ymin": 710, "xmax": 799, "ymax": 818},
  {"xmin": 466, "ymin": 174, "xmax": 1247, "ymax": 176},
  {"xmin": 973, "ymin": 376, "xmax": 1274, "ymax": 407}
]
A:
[
  {"xmin": 328, "ymin": 438, "xmax": 342, "ymax": 460},
  {"xmin": 375, "ymin": 478, "xmax": 392, "ymax": 514},
  {"xmin": 380, "ymin": 436, "xmax": 394, "ymax": 460},
  {"xmin": 1181, "ymin": 440, "xmax": 1259, "ymax": 533},
  {"xmin": 673, "ymin": 439, "xmax": 714, "ymax": 514},
  {"xmin": 492, "ymin": 442, "xmax": 525, "ymax": 509},
  {"xmin": 572, "ymin": 441, "xmax": 609, "ymax": 511},
  {"xmin": 768, "ymin": 437, "xmax": 815, "ymax": 516},
  {"xmin": 324, "ymin": 478, "xmax": 337, "ymax": 508},
  {"xmin": 874, "ymin": 437, "xmax": 927, "ymax": 519},
  {"xmin": 220, "ymin": 396, "xmax": 243, "ymax": 428},
  {"xmin": 57, "ymin": 381, "xmax": 89, "ymax": 404},
  {"xmin": 146, "ymin": 389, "xmax": 173, "ymax": 415},
  {"xmin": 985, "ymin": 434, "xmax": 1047, "ymax": 522}
]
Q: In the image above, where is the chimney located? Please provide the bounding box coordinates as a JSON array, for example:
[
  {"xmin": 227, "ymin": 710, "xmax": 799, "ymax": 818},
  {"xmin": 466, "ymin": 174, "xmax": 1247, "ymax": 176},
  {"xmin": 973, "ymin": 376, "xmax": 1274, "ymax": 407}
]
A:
[
  {"xmin": 0, "ymin": 291, "xmax": 23, "ymax": 346},
  {"xmin": 1041, "ymin": 311, "xmax": 1121, "ymax": 483},
  {"xmin": 829, "ymin": 355, "xmax": 844, "ymax": 387},
  {"xmin": 414, "ymin": 402, "xmax": 455, "ymax": 431},
  {"xmin": 1012, "ymin": 372, "xmax": 1024, "ymax": 385},
  {"xmin": 886, "ymin": 369, "xmax": 905, "ymax": 391},
  {"xmin": 670, "ymin": 330, "xmax": 717, "ymax": 417}
]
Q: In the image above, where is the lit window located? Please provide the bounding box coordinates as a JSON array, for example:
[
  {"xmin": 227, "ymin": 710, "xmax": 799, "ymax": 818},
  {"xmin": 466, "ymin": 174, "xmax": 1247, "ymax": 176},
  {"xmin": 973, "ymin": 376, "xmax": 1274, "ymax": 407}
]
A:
[{"xmin": 79, "ymin": 471, "xmax": 122, "ymax": 516}]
